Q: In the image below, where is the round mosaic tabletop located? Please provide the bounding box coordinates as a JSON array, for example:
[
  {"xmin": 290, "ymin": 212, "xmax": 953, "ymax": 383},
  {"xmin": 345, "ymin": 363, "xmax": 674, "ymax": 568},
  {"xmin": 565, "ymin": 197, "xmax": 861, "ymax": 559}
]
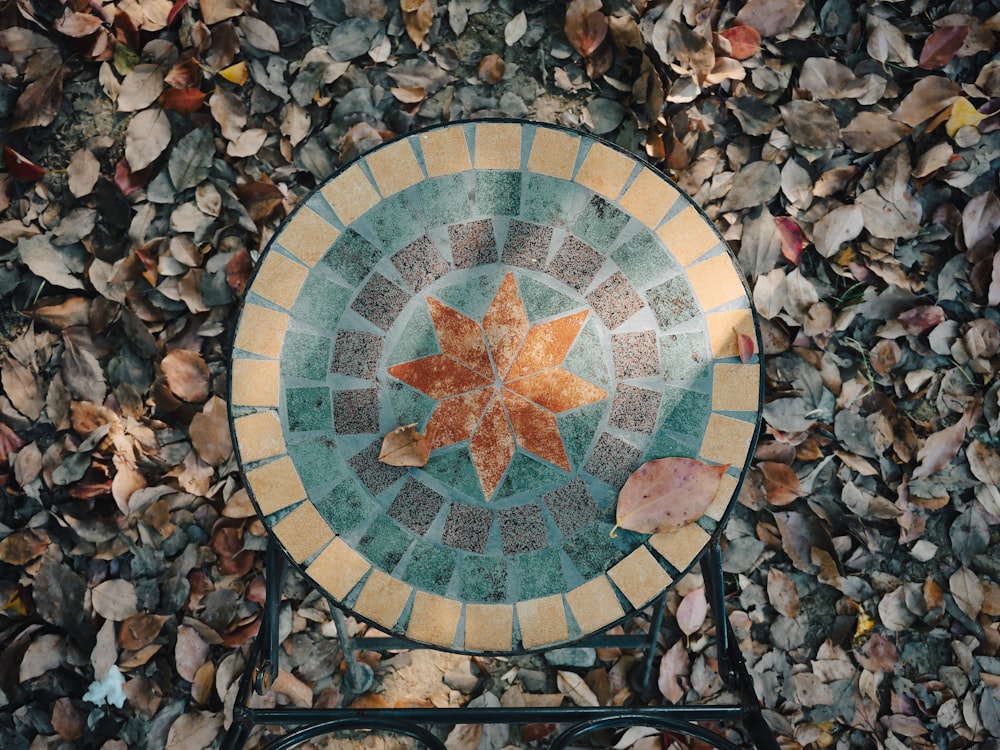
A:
[{"xmin": 229, "ymin": 120, "xmax": 763, "ymax": 654}]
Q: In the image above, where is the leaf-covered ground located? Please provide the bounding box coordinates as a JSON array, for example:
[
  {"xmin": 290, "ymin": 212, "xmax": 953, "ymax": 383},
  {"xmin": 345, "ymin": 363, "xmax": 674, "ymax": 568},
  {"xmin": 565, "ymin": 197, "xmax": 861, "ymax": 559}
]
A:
[{"xmin": 2, "ymin": 0, "xmax": 1000, "ymax": 748}]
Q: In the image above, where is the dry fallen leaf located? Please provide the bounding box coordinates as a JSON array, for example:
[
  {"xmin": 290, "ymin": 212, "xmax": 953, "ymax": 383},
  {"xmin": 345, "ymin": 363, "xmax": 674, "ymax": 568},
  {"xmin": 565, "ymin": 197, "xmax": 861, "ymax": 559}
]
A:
[
  {"xmin": 378, "ymin": 424, "xmax": 429, "ymax": 467},
  {"xmin": 613, "ymin": 457, "xmax": 728, "ymax": 536},
  {"xmin": 565, "ymin": 0, "xmax": 607, "ymax": 59}
]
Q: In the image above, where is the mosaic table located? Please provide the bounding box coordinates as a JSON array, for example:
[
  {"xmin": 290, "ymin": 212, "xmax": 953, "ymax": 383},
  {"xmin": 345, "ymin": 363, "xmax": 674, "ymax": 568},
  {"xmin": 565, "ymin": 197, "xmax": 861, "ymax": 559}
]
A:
[{"xmin": 229, "ymin": 120, "xmax": 763, "ymax": 654}]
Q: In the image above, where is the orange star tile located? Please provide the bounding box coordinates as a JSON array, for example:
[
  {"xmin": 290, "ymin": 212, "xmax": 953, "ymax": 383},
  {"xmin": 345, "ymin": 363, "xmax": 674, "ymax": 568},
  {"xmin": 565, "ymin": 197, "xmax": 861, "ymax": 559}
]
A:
[{"xmin": 388, "ymin": 272, "xmax": 609, "ymax": 499}]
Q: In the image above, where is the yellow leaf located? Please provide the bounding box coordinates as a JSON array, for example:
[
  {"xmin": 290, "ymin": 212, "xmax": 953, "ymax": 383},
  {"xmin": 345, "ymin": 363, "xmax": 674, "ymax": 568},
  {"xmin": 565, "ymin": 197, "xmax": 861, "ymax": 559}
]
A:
[
  {"xmin": 853, "ymin": 608, "xmax": 874, "ymax": 644},
  {"xmin": 946, "ymin": 97, "xmax": 986, "ymax": 137},
  {"xmin": 219, "ymin": 61, "xmax": 248, "ymax": 86},
  {"xmin": 378, "ymin": 424, "xmax": 429, "ymax": 467}
]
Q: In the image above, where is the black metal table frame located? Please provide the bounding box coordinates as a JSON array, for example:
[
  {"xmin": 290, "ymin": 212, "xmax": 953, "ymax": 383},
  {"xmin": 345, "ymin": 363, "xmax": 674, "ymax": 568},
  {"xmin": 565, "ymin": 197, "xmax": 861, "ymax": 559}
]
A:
[{"xmin": 220, "ymin": 535, "xmax": 780, "ymax": 750}]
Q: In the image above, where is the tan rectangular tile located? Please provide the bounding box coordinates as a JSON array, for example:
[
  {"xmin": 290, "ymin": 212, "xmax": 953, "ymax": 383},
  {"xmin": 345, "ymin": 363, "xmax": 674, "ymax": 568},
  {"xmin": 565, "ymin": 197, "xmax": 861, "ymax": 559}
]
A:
[
  {"xmin": 234, "ymin": 411, "xmax": 286, "ymax": 463},
  {"xmin": 705, "ymin": 472, "xmax": 737, "ymax": 522},
  {"xmin": 366, "ymin": 139, "xmax": 425, "ymax": 197},
  {"xmin": 713, "ymin": 363, "xmax": 761, "ymax": 412},
  {"xmin": 687, "ymin": 254, "xmax": 745, "ymax": 312},
  {"xmin": 245, "ymin": 456, "xmax": 306, "ymax": 516},
  {"xmin": 251, "ymin": 252, "xmax": 309, "ymax": 310},
  {"xmin": 526, "ymin": 127, "xmax": 580, "ymax": 180},
  {"xmin": 233, "ymin": 305, "xmax": 288, "ymax": 359},
  {"xmin": 566, "ymin": 576, "xmax": 625, "ymax": 635},
  {"xmin": 272, "ymin": 502, "xmax": 334, "ymax": 563},
  {"xmin": 230, "ymin": 360, "xmax": 280, "ymax": 407},
  {"xmin": 657, "ymin": 205, "xmax": 718, "ymax": 266},
  {"xmin": 648, "ymin": 523, "xmax": 711, "ymax": 572},
  {"xmin": 320, "ymin": 164, "xmax": 381, "ymax": 226},
  {"xmin": 474, "ymin": 123, "xmax": 522, "ymax": 169},
  {"xmin": 420, "ymin": 127, "xmax": 472, "ymax": 178},
  {"xmin": 608, "ymin": 546, "xmax": 672, "ymax": 608},
  {"xmin": 280, "ymin": 206, "xmax": 339, "ymax": 267},
  {"xmin": 353, "ymin": 569, "xmax": 412, "ymax": 631},
  {"xmin": 516, "ymin": 595, "xmax": 568, "ymax": 649},
  {"xmin": 574, "ymin": 143, "xmax": 635, "ymax": 201},
  {"xmin": 406, "ymin": 591, "xmax": 462, "ymax": 648},
  {"xmin": 700, "ymin": 413, "xmax": 757, "ymax": 467},
  {"xmin": 464, "ymin": 603, "xmax": 514, "ymax": 652},
  {"xmin": 706, "ymin": 309, "xmax": 756, "ymax": 359},
  {"xmin": 306, "ymin": 537, "xmax": 371, "ymax": 600},
  {"xmin": 619, "ymin": 170, "xmax": 678, "ymax": 229}
]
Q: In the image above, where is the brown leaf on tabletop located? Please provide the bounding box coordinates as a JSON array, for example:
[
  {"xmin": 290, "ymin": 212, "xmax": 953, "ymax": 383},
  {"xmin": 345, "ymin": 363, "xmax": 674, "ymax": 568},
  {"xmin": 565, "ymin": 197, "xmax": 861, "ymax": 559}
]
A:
[
  {"xmin": 565, "ymin": 0, "xmax": 608, "ymax": 59},
  {"xmin": 613, "ymin": 458, "xmax": 728, "ymax": 536},
  {"xmin": 379, "ymin": 424, "xmax": 430, "ymax": 467},
  {"xmin": 161, "ymin": 349, "xmax": 211, "ymax": 403}
]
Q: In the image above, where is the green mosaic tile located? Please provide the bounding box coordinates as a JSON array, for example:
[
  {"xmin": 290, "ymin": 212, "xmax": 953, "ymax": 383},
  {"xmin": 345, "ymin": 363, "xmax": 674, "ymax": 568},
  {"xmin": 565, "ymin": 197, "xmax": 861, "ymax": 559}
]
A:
[
  {"xmin": 459, "ymin": 555, "xmax": 508, "ymax": 602},
  {"xmin": 288, "ymin": 435, "xmax": 346, "ymax": 492},
  {"xmin": 646, "ymin": 275, "xmax": 701, "ymax": 330},
  {"xmin": 281, "ymin": 330, "xmax": 332, "ymax": 380},
  {"xmin": 366, "ymin": 193, "xmax": 425, "ymax": 252},
  {"xmin": 563, "ymin": 318, "xmax": 611, "ymax": 389},
  {"xmin": 495, "ymin": 453, "xmax": 566, "ymax": 499},
  {"xmin": 387, "ymin": 302, "xmax": 438, "ymax": 366},
  {"xmin": 357, "ymin": 515, "xmax": 414, "ymax": 571},
  {"xmin": 400, "ymin": 540, "xmax": 456, "ymax": 595},
  {"xmin": 422, "ymin": 448, "xmax": 484, "ymax": 502},
  {"xmin": 612, "ymin": 230, "xmax": 678, "ymax": 288},
  {"xmin": 388, "ymin": 381, "xmax": 436, "ymax": 432},
  {"xmin": 516, "ymin": 274, "xmax": 579, "ymax": 321},
  {"xmin": 475, "ymin": 171, "xmax": 521, "ymax": 216},
  {"xmin": 434, "ymin": 273, "xmax": 503, "ymax": 320},
  {"xmin": 515, "ymin": 548, "xmax": 565, "ymax": 599},
  {"xmin": 557, "ymin": 402, "xmax": 604, "ymax": 470},
  {"xmin": 521, "ymin": 174, "xmax": 578, "ymax": 228},
  {"xmin": 643, "ymin": 430, "xmax": 699, "ymax": 462},
  {"xmin": 660, "ymin": 331, "xmax": 711, "ymax": 382},
  {"xmin": 286, "ymin": 387, "xmax": 332, "ymax": 432},
  {"xmin": 321, "ymin": 230, "xmax": 384, "ymax": 286},
  {"xmin": 418, "ymin": 174, "xmax": 470, "ymax": 225},
  {"xmin": 291, "ymin": 274, "xmax": 351, "ymax": 331},
  {"xmin": 658, "ymin": 386, "xmax": 711, "ymax": 439},
  {"xmin": 313, "ymin": 479, "xmax": 380, "ymax": 536},
  {"xmin": 563, "ymin": 522, "xmax": 626, "ymax": 580},
  {"xmin": 570, "ymin": 195, "xmax": 629, "ymax": 250}
]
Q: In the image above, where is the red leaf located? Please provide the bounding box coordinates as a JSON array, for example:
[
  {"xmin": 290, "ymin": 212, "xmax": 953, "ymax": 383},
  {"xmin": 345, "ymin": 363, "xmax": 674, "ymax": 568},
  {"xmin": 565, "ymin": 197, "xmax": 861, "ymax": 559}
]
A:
[
  {"xmin": 3, "ymin": 146, "xmax": 46, "ymax": 181},
  {"xmin": 225, "ymin": 248, "xmax": 252, "ymax": 294},
  {"xmin": 160, "ymin": 87, "xmax": 206, "ymax": 114},
  {"xmin": 720, "ymin": 25, "xmax": 761, "ymax": 60},
  {"xmin": 919, "ymin": 25, "xmax": 969, "ymax": 70},
  {"xmin": 565, "ymin": 0, "xmax": 608, "ymax": 59},
  {"xmin": 114, "ymin": 157, "xmax": 151, "ymax": 196},
  {"xmin": 737, "ymin": 333, "xmax": 756, "ymax": 363},
  {"xmin": 775, "ymin": 216, "xmax": 804, "ymax": 265},
  {"xmin": 898, "ymin": 305, "xmax": 945, "ymax": 335},
  {"xmin": 614, "ymin": 458, "xmax": 728, "ymax": 535},
  {"xmin": 167, "ymin": 0, "xmax": 189, "ymax": 27}
]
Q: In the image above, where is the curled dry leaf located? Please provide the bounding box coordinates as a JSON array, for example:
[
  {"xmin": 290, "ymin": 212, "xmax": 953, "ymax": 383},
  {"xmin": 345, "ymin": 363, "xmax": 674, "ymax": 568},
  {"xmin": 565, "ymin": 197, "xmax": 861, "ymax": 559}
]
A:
[
  {"xmin": 759, "ymin": 461, "xmax": 803, "ymax": 506},
  {"xmin": 557, "ymin": 670, "xmax": 600, "ymax": 706},
  {"xmin": 378, "ymin": 424, "xmax": 429, "ymax": 467},
  {"xmin": 160, "ymin": 349, "xmax": 211, "ymax": 403},
  {"xmin": 478, "ymin": 54, "xmax": 505, "ymax": 85},
  {"xmin": 613, "ymin": 457, "xmax": 728, "ymax": 536},
  {"xmin": 565, "ymin": 0, "xmax": 607, "ymax": 59}
]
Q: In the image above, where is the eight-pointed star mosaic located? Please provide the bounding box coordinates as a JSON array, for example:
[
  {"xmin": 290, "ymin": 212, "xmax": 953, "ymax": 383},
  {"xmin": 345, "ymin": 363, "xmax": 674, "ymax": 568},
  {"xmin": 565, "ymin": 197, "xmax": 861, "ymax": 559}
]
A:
[{"xmin": 388, "ymin": 272, "xmax": 609, "ymax": 499}]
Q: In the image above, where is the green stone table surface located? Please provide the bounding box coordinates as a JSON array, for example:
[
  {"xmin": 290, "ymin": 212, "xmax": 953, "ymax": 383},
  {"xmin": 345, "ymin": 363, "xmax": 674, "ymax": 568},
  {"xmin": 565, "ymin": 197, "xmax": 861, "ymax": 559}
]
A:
[{"xmin": 228, "ymin": 120, "xmax": 763, "ymax": 653}]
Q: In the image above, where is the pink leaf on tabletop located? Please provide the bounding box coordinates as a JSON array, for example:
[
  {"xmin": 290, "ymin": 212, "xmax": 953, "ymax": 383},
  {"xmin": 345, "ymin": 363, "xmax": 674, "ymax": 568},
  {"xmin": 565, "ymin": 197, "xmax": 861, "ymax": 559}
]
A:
[
  {"xmin": 737, "ymin": 333, "xmax": 756, "ymax": 363},
  {"xmin": 613, "ymin": 458, "xmax": 728, "ymax": 536}
]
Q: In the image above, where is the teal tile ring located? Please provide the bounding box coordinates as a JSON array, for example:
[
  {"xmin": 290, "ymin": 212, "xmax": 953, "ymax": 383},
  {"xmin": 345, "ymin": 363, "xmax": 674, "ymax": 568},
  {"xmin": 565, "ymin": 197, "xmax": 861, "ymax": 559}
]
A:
[{"xmin": 228, "ymin": 119, "xmax": 764, "ymax": 653}]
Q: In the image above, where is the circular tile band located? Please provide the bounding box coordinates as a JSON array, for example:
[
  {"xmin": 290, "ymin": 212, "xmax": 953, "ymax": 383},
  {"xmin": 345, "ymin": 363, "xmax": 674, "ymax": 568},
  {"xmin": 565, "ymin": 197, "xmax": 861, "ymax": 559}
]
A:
[{"xmin": 229, "ymin": 120, "xmax": 763, "ymax": 653}]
